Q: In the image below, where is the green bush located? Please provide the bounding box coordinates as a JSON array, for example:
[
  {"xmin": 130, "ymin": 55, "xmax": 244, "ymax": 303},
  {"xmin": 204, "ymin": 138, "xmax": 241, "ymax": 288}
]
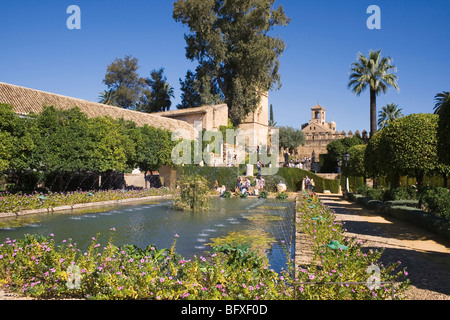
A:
[
  {"xmin": 385, "ymin": 200, "xmax": 419, "ymax": 208},
  {"xmin": 0, "ymin": 233, "xmax": 292, "ymax": 300},
  {"xmin": 173, "ymin": 174, "xmax": 211, "ymax": 212},
  {"xmin": 258, "ymin": 191, "xmax": 268, "ymax": 199},
  {"xmin": 177, "ymin": 166, "xmax": 239, "ymax": 190},
  {"xmin": 295, "ymin": 191, "xmax": 410, "ymax": 299},
  {"xmin": 366, "ymin": 187, "xmax": 385, "ymax": 201},
  {"xmin": 356, "ymin": 184, "xmax": 371, "ymax": 196},
  {"xmin": 276, "ymin": 192, "xmax": 288, "ymax": 201},
  {"xmin": 419, "ymin": 187, "xmax": 450, "ymax": 220}
]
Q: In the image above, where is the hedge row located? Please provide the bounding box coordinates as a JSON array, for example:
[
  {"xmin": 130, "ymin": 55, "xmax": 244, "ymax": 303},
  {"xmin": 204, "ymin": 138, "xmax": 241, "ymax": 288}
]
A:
[
  {"xmin": 175, "ymin": 166, "xmax": 341, "ymax": 194},
  {"xmin": 347, "ymin": 193, "xmax": 450, "ymax": 239}
]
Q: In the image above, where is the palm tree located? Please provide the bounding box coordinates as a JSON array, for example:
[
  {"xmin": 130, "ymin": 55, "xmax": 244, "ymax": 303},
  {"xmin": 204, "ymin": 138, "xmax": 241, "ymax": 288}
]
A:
[
  {"xmin": 434, "ymin": 91, "xmax": 450, "ymax": 115},
  {"xmin": 162, "ymin": 82, "xmax": 175, "ymax": 112},
  {"xmin": 348, "ymin": 50, "xmax": 399, "ymax": 138},
  {"xmin": 98, "ymin": 89, "xmax": 119, "ymax": 106},
  {"xmin": 378, "ymin": 103, "xmax": 403, "ymax": 129}
]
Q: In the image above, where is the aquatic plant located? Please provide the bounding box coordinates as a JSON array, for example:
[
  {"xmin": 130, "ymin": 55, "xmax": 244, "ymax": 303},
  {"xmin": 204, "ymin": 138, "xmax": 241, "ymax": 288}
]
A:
[{"xmin": 173, "ymin": 175, "xmax": 211, "ymax": 212}]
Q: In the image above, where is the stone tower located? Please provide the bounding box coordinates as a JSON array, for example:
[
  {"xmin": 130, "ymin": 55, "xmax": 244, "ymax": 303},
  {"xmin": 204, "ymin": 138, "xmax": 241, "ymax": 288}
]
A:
[{"xmin": 238, "ymin": 91, "xmax": 269, "ymax": 150}]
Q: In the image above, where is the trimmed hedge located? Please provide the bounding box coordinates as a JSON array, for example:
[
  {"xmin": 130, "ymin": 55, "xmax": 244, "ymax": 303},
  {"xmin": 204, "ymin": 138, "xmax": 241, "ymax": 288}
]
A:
[
  {"xmin": 174, "ymin": 166, "xmax": 341, "ymax": 194},
  {"xmin": 347, "ymin": 193, "xmax": 450, "ymax": 239},
  {"xmin": 275, "ymin": 168, "xmax": 340, "ymax": 193},
  {"xmin": 385, "ymin": 206, "xmax": 450, "ymax": 239}
]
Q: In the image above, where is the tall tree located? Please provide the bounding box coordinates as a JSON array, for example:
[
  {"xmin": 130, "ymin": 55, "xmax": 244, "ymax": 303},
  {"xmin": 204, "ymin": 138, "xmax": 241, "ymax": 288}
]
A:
[
  {"xmin": 436, "ymin": 92, "xmax": 450, "ymax": 167},
  {"xmin": 269, "ymin": 104, "xmax": 277, "ymax": 127},
  {"xmin": 377, "ymin": 103, "xmax": 403, "ymax": 129},
  {"xmin": 348, "ymin": 50, "xmax": 399, "ymax": 138},
  {"xmin": 173, "ymin": 0, "xmax": 290, "ymax": 126},
  {"xmin": 177, "ymin": 70, "xmax": 202, "ymax": 109},
  {"xmin": 139, "ymin": 68, "xmax": 175, "ymax": 113},
  {"xmin": 103, "ymin": 55, "xmax": 144, "ymax": 110},
  {"xmin": 434, "ymin": 91, "xmax": 450, "ymax": 115}
]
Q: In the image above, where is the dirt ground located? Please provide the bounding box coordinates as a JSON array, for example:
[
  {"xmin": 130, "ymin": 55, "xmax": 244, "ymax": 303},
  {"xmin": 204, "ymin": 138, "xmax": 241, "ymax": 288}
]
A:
[{"xmin": 317, "ymin": 193, "xmax": 450, "ymax": 300}]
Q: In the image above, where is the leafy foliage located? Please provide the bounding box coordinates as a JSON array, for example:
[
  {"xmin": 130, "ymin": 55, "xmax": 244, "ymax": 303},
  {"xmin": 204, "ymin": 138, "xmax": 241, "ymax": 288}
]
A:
[
  {"xmin": 378, "ymin": 103, "xmax": 403, "ymax": 129},
  {"xmin": 322, "ymin": 136, "xmax": 364, "ymax": 173},
  {"xmin": 0, "ymin": 232, "xmax": 290, "ymax": 300},
  {"xmin": 295, "ymin": 191, "xmax": 410, "ymax": 299},
  {"xmin": 376, "ymin": 114, "xmax": 441, "ymax": 186},
  {"xmin": 173, "ymin": 0, "xmax": 290, "ymax": 126},
  {"xmin": 419, "ymin": 187, "xmax": 450, "ymax": 220},
  {"xmin": 139, "ymin": 68, "xmax": 175, "ymax": 113},
  {"xmin": 278, "ymin": 126, "xmax": 306, "ymax": 154},
  {"xmin": 103, "ymin": 55, "xmax": 145, "ymax": 110},
  {"xmin": 436, "ymin": 92, "xmax": 450, "ymax": 166},
  {"xmin": 0, "ymin": 104, "xmax": 176, "ymax": 192},
  {"xmin": 173, "ymin": 174, "xmax": 211, "ymax": 212},
  {"xmin": 348, "ymin": 50, "xmax": 399, "ymax": 137}
]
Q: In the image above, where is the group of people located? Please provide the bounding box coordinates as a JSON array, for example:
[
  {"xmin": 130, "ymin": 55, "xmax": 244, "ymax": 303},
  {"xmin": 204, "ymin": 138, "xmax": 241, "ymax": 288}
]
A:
[
  {"xmin": 235, "ymin": 174, "xmax": 265, "ymax": 196},
  {"xmin": 305, "ymin": 175, "xmax": 315, "ymax": 191}
]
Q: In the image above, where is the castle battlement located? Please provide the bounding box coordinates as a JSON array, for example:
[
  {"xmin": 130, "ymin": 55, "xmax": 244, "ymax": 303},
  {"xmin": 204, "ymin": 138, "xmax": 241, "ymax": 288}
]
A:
[{"xmin": 296, "ymin": 104, "xmax": 368, "ymax": 168}]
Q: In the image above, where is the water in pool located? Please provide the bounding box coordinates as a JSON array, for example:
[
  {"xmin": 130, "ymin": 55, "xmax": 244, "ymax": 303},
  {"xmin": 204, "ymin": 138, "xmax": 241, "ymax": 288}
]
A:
[{"xmin": 0, "ymin": 197, "xmax": 295, "ymax": 272}]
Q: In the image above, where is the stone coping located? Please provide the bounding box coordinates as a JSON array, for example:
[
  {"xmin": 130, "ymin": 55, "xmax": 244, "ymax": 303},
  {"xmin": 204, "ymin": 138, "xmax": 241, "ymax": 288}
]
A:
[{"xmin": 0, "ymin": 195, "xmax": 174, "ymax": 219}]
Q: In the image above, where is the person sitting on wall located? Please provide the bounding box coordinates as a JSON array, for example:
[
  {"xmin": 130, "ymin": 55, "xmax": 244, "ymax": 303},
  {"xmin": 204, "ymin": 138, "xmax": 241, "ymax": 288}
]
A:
[{"xmin": 219, "ymin": 185, "xmax": 227, "ymax": 197}]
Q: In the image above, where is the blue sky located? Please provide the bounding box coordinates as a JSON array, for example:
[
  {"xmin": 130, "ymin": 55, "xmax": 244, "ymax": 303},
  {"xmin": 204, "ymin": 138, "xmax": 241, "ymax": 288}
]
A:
[{"xmin": 1, "ymin": 0, "xmax": 449, "ymax": 132}]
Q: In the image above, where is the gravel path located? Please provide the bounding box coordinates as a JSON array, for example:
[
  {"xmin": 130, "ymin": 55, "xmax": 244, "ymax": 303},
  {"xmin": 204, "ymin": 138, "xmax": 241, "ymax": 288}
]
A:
[{"xmin": 317, "ymin": 193, "xmax": 450, "ymax": 300}]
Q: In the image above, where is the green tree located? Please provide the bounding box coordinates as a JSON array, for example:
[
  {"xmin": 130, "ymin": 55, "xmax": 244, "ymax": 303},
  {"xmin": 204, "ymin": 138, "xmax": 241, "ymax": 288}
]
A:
[
  {"xmin": 364, "ymin": 130, "xmax": 386, "ymax": 183},
  {"xmin": 177, "ymin": 70, "xmax": 202, "ymax": 109},
  {"xmin": 348, "ymin": 50, "xmax": 399, "ymax": 138},
  {"xmin": 0, "ymin": 104, "xmax": 36, "ymax": 173},
  {"xmin": 324, "ymin": 136, "xmax": 365, "ymax": 172},
  {"xmin": 269, "ymin": 104, "xmax": 276, "ymax": 127},
  {"xmin": 32, "ymin": 106, "xmax": 93, "ymax": 172},
  {"xmin": 436, "ymin": 92, "xmax": 450, "ymax": 168},
  {"xmin": 98, "ymin": 89, "xmax": 119, "ymax": 106},
  {"xmin": 375, "ymin": 114, "xmax": 441, "ymax": 188},
  {"xmin": 347, "ymin": 144, "xmax": 367, "ymax": 180},
  {"xmin": 173, "ymin": 0, "xmax": 290, "ymax": 126},
  {"xmin": 378, "ymin": 103, "xmax": 403, "ymax": 129},
  {"xmin": 131, "ymin": 124, "xmax": 176, "ymax": 172},
  {"xmin": 278, "ymin": 126, "xmax": 305, "ymax": 154},
  {"xmin": 434, "ymin": 91, "xmax": 450, "ymax": 115},
  {"xmin": 88, "ymin": 116, "xmax": 135, "ymax": 173},
  {"xmin": 139, "ymin": 68, "xmax": 175, "ymax": 113},
  {"xmin": 177, "ymin": 68, "xmax": 224, "ymax": 109},
  {"xmin": 0, "ymin": 131, "xmax": 14, "ymax": 172},
  {"xmin": 103, "ymin": 55, "xmax": 145, "ymax": 110}
]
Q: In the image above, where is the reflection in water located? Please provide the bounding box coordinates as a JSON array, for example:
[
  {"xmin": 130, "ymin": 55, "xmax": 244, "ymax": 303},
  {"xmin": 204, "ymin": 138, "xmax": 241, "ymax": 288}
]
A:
[{"xmin": 0, "ymin": 197, "xmax": 295, "ymax": 272}]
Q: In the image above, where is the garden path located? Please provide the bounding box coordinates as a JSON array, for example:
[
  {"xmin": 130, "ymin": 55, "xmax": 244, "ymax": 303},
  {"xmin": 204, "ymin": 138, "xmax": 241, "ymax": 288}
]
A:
[{"xmin": 317, "ymin": 193, "xmax": 450, "ymax": 300}]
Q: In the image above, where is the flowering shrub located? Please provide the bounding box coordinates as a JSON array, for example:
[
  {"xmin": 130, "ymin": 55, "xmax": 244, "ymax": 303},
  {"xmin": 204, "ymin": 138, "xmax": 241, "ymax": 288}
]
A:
[
  {"xmin": 0, "ymin": 231, "xmax": 292, "ymax": 300},
  {"xmin": 294, "ymin": 191, "xmax": 410, "ymax": 300},
  {"xmin": 0, "ymin": 188, "xmax": 171, "ymax": 214},
  {"xmin": 0, "ymin": 191, "xmax": 411, "ymax": 300}
]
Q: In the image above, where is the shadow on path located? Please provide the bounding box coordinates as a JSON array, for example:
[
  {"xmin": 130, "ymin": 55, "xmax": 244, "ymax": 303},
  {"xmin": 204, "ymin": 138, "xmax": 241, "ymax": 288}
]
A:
[{"xmin": 317, "ymin": 193, "xmax": 450, "ymax": 298}]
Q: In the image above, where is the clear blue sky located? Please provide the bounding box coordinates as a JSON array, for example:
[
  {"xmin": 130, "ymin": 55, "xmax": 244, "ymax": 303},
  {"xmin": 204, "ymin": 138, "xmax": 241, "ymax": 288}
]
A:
[{"xmin": 1, "ymin": 0, "xmax": 449, "ymax": 132}]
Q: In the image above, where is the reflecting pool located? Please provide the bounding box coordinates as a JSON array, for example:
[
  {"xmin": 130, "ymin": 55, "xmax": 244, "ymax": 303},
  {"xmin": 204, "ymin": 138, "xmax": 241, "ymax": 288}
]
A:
[{"xmin": 0, "ymin": 197, "xmax": 295, "ymax": 272}]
